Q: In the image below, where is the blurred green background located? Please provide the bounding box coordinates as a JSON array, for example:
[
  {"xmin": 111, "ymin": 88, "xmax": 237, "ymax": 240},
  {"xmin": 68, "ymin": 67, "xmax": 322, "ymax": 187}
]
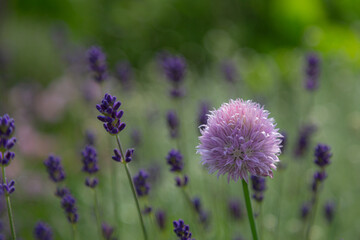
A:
[{"xmin": 1, "ymin": 0, "xmax": 360, "ymax": 239}]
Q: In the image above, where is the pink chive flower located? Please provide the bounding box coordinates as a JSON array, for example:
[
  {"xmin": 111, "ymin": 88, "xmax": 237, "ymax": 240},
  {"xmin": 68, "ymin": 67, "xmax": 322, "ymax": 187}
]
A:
[{"xmin": 197, "ymin": 99, "xmax": 282, "ymax": 182}]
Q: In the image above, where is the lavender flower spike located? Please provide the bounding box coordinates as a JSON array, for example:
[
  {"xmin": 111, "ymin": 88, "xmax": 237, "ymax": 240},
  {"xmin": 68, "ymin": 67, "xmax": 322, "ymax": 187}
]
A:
[
  {"xmin": 0, "ymin": 114, "xmax": 16, "ymax": 166},
  {"xmin": 167, "ymin": 110, "xmax": 179, "ymax": 138},
  {"xmin": 197, "ymin": 99, "xmax": 282, "ymax": 182},
  {"xmin": 304, "ymin": 53, "xmax": 320, "ymax": 91},
  {"xmin": 34, "ymin": 221, "xmax": 53, "ymax": 240},
  {"xmin": 96, "ymin": 93, "xmax": 126, "ymax": 135},
  {"xmin": 81, "ymin": 145, "xmax": 99, "ymax": 174},
  {"xmin": 133, "ymin": 170, "xmax": 150, "ymax": 197},
  {"xmin": 166, "ymin": 149, "xmax": 184, "ymax": 172},
  {"xmin": 87, "ymin": 46, "xmax": 107, "ymax": 83},
  {"xmin": 173, "ymin": 219, "xmax": 194, "ymax": 240},
  {"xmin": 61, "ymin": 193, "xmax": 79, "ymax": 224},
  {"xmin": 102, "ymin": 222, "xmax": 116, "ymax": 240},
  {"xmin": 44, "ymin": 155, "xmax": 66, "ymax": 183}
]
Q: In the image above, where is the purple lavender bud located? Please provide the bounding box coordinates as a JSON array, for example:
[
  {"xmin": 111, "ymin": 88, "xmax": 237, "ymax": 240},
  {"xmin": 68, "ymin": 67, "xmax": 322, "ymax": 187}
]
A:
[
  {"xmin": 0, "ymin": 114, "xmax": 16, "ymax": 138},
  {"xmin": 300, "ymin": 202, "xmax": 311, "ymax": 219},
  {"xmin": 173, "ymin": 219, "xmax": 194, "ymax": 240},
  {"xmin": 55, "ymin": 187, "xmax": 70, "ymax": 198},
  {"xmin": 221, "ymin": 60, "xmax": 238, "ymax": 83},
  {"xmin": 313, "ymin": 171, "xmax": 327, "ymax": 182},
  {"xmin": 155, "ymin": 210, "xmax": 166, "ymax": 230},
  {"xmin": 314, "ymin": 144, "xmax": 332, "ymax": 167},
  {"xmin": 81, "ymin": 145, "xmax": 99, "ymax": 174},
  {"xmin": 34, "ymin": 221, "xmax": 53, "ymax": 240},
  {"xmin": 304, "ymin": 53, "xmax": 320, "ymax": 91},
  {"xmin": 251, "ymin": 175, "xmax": 266, "ymax": 202},
  {"xmin": 167, "ymin": 110, "xmax": 179, "ymax": 139},
  {"xmin": 169, "ymin": 88, "xmax": 186, "ymax": 98},
  {"xmin": 131, "ymin": 129, "xmax": 142, "ymax": 147},
  {"xmin": 161, "ymin": 55, "xmax": 186, "ymax": 84},
  {"xmin": 1, "ymin": 179, "xmax": 15, "ymax": 194},
  {"xmin": 115, "ymin": 61, "xmax": 133, "ymax": 90},
  {"xmin": 112, "ymin": 149, "xmax": 122, "ymax": 162},
  {"xmin": 125, "ymin": 148, "xmax": 134, "ymax": 163},
  {"xmin": 87, "ymin": 46, "xmax": 107, "ymax": 83},
  {"xmin": 324, "ymin": 201, "xmax": 335, "ymax": 223},
  {"xmin": 44, "ymin": 155, "xmax": 66, "ymax": 183},
  {"xmin": 192, "ymin": 197, "xmax": 201, "ymax": 213},
  {"xmin": 175, "ymin": 175, "xmax": 189, "ymax": 187},
  {"xmin": 228, "ymin": 199, "xmax": 243, "ymax": 220},
  {"xmin": 85, "ymin": 177, "xmax": 99, "ymax": 188},
  {"xmin": 198, "ymin": 101, "xmax": 210, "ymax": 129},
  {"xmin": 279, "ymin": 131, "xmax": 287, "ymax": 154},
  {"xmin": 97, "ymin": 94, "xmax": 126, "ymax": 135},
  {"xmin": 142, "ymin": 206, "xmax": 152, "ymax": 214},
  {"xmin": 61, "ymin": 193, "xmax": 79, "ymax": 224},
  {"xmin": 294, "ymin": 125, "xmax": 316, "ymax": 157},
  {"xmin": 102, "ymin": 223, "xmax": 115, "ymax": 240},
  {"xmin": 85, "ymin": 130, "xmax": 95, "ymax": 146},
  {"xmin": 133, "ymin": 170, "xmax": 150, "ymax": 197},
  {"xmin": 166, "ymin": 149, "xmax": 184, "ymax": 172},
  {"xmin": 0, "ymin": 114, "xmax": 16, "ymax": 167}
]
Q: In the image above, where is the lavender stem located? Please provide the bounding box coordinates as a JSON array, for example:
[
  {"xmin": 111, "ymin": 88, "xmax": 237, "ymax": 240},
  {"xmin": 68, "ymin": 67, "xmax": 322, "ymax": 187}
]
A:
[
  {"xmin": 1, "ymin": 165, "xmax": 16, "ymax": 240},
  {"xmin": 115, "ymin": 135, "xmax": 148, "ymax": 240}
]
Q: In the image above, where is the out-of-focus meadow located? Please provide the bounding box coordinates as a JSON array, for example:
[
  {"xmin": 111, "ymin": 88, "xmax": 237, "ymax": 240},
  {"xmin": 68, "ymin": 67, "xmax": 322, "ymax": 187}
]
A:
[{"xmin": 1, "ymin": 0, "xmax": 360, "ymax": 239}]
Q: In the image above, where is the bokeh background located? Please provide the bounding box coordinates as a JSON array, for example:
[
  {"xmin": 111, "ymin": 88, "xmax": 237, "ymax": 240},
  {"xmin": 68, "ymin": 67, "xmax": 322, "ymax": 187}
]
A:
[{"xmin": 1, "ymin": 0, "xmax": 360, "ymax": 239}]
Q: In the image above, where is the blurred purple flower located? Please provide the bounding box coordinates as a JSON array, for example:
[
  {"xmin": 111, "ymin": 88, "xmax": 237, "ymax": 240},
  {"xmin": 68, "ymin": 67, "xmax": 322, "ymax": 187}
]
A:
[
  {"xmin": 221, "ymin": 60, "xmax": 238, "ymax": 83},
  {"xmin": 166, "ymin": 149, "xmax": 184, "ymax": 172},
  {"xmin": 304, "ymin": 53, "xmax": 320, "ymax": 91},
  {"xmin": 133, "ymin": 170, "xmax": 150, "ymax": 197},
  {"xmin": 167, "ymin": 110, "xmax": 179, "ymax": 139},
  {"xmin": 87, "ymin": 46, "xmax": 107, "ymax": 83},
  {"xmin": 198, "ymin": 101, "xmax": 210, "ymax": 130},
  {"xmin": 116, "ymin": 61, "xmax": 133, "ymax": 90},
  {"xmin": 44, "ymin": 155, "xmax": 66, "ymax": 183},
  {"xmin": 155, "ymin": 210, "xmax": 166, "ymax": 230},
  {"xmin": 294, "ymin": 125, "xmax": 316, "ymax": 158},
  {"xmin": 173, "ymin": 219, "xmax": 194, "ymax": 240},
  {"xmin": 34, "ymin": 221, "xmax": 53, "ymax": 240}
]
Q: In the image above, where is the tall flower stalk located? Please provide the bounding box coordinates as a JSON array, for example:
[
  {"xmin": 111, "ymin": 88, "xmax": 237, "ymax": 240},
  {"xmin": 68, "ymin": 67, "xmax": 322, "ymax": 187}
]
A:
[
  {"xmin": 197, "ymin": 99, "xmax": 282, "ymax": 240},
  {"xmin": 0, "ymin": 114, "xmax": 17, "ymax": 240},
  {"xmin": 81, "ymin": 145, "xmax": 102, "ymax": 239},
  {"xmin": 96, "ymin": 93, "xmax": 148, "ymax": 240}
]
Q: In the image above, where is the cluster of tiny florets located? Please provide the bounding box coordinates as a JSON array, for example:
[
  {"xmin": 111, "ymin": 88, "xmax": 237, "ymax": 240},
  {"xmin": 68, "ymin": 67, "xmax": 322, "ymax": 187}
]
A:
[
  {"xmin": 87, "ymin": 46, "xmax": 107, "ymax": 83},
  {"xmin": 34, "ymin": 221, "xmax": 53, "ymax": 240},
  {"xmin": 251, "ymin": 175, "xmax": 266, "ymax": 202},
  {"xmin": 0, "ymin": 114, "xmax": 16, "ymax": 166},
  {"xmin": 44, "ymin": 155, "xmax": 66, "ymax": 183},
  {"xmin": 61, "ymin": 193, "xmax": 79, "ymax": 224},
  {"xmin": 197, "ymin": 99, "xmax": 282, "ymax": 182},
  {"xmin": 133, "ymin": 170, "xmax": 150, "ymax": 197},
  {"xmin": 173, "ymin": 219, "xmax": 194, "ymax": 240},
  {"xmin": 96, "ymin": 93, "xmax": 126, "ymax": 135}
]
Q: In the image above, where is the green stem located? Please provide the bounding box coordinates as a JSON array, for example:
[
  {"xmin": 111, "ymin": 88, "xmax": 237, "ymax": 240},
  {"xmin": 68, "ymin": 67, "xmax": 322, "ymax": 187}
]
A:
[
  {"xmin": 93, "ymin": 188, "xmax": 103, "ymax": 240},
  {"xmin": 115, "ymin": 135, "xmax": 148, "ymax": 240},
  {"xmin": 305, "ymin": 193, "xmax": 319, "ymax": 240},
  {"xmin": 242, "ymin": 179, "xmax": 258, "ymax": 240},
  {"xmin": 72, "ymin": 224, "xmax": 77, "ymax": 240},
  {"xmin": 1, "ymin": 165, "xmax": 16, "ymax": 240}
]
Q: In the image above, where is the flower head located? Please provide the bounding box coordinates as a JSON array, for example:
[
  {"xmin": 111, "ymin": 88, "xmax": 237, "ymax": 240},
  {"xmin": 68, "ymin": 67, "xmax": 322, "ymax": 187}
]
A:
[
  {"xmin": 314, "ymin": 144, "xmax": 332, "ymax": 167},
  {"xmin": 133, "ymin": 170, "xmax": 150, "ymax": 197},
  {"xmin": 87, "ymin": 46, "xmax": 107, "ymax": 83},
  {"xmin": 44, "ymin": 155, "xmax": 66, "ymax": 183},
  {"xmin": 155, "ymin": 210, "xmax": 166, "ymax": 230},
  {"xmin": 161, "ymin": 55, "xmax": 186, "ymax": 84},
  {"xmin": 166, "ymin": 149, "xmax": 184, "ymax": 172},
  {"xmin": 228, "ymin": 199, "xmax": 243, "ymax": 220},
  {"xmin": 116, "ymin": 61, "xmax": 133, "ymax": 90},
  {"xmin": 221, "ymin": 60, "xmax": 238, "ymax": 83},
  {"xmin": 324, "ymin": 201, "xmax": 335, "ymax": 223},
  {"xmin": 198, "ymin": 101, "xmax": 210, "ymax": 129},
  {"xmin": 294, "ymin": 125, "xmax": 316, "ymax": 157},
  {"xmin": 173, "ymin": 219, "xmax": 194, "ymax": 240},
  {"xmin": 197, "ymin": 99, "xmax": 282, "ymax": 182},
  {"xmin": 96, "ymin": 93, "xmax": 126, "ymax": 135},
  {"xmin": 167, "ymin": 110, "xmax": 179, "ymax": 138},
  {"xmin": 81, "ymin": 145, "xmax": 99, "ymax": 174},
  {"xmin": 34, "ymin": 221, "xmax": 53, "ymax": 240},
  {"xmin": 0, "ymin": 114, "xmax": 16, "ymax": 166},
  {"xmin": 304, "ymin": 53, "xmax": 320, "ymax": 91},
  {"xmin": 251, "ymin": 175, "xmax": 266, "ymax": 202},
  {"xmin": 61, "ymin": 193, "xmax": 79, "ymax": 223},
  {"xmin": 102, "ymin": 222, "xmax": 116, "ymax": 240}
]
